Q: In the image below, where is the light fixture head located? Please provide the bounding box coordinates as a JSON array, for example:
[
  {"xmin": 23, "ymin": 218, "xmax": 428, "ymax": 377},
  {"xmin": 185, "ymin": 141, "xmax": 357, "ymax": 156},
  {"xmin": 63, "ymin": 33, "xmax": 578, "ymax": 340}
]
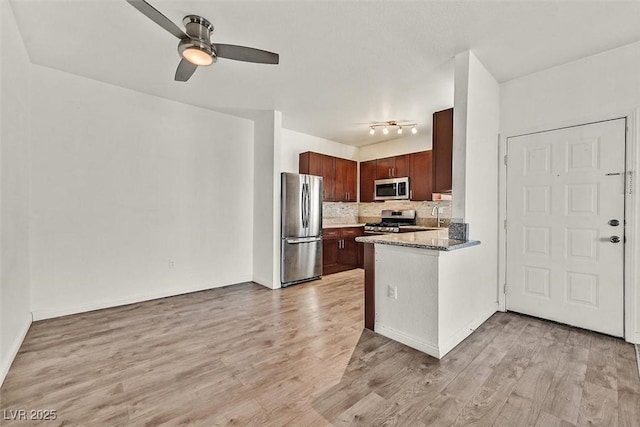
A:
[
  {"xmin": 367, "ymin": 120, "xmax": 418, "ymax": 136},
  {"xmin": 182, "ymin": 46, "xmax": 214, "ymax": 65},
  {"xmin": 177, "ymin": 16, "xmax": 216, "ymax": 66}
]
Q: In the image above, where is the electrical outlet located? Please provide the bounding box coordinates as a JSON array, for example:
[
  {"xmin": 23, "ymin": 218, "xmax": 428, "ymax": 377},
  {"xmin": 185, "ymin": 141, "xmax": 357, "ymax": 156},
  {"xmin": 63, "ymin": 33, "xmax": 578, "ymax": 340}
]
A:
[{"xmin": 387, "ymin": 285, "xmax": 397, "ymax": 299}]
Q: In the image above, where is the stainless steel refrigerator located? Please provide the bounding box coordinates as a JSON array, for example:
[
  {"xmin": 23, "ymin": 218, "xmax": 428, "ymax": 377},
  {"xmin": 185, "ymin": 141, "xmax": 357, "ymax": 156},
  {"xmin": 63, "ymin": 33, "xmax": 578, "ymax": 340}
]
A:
[{"xmin": 281, "ymin": 172, "xmax": 323, "ymax": 287}]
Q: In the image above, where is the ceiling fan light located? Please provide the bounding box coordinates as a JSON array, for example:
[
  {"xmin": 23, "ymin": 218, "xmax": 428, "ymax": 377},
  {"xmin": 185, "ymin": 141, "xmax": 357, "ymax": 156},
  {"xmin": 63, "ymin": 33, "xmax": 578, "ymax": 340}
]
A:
[
  {"xmin": 411, "ymin": 125, "xmax": 418, "ymax": 135},
  {"xmin": 182, "ymin": 47, "xmax": 213, "ymax": 66},
  {"xmin": 397, "ymin": 126, "xmax": 403, "ymax": 135},
  {"xmin": 369, "ymin": 127, "xmax": 375, "ymax": 135},
  {"xmin": 383, "ymin": 126, "xmax": 389, "ymax": 135}
]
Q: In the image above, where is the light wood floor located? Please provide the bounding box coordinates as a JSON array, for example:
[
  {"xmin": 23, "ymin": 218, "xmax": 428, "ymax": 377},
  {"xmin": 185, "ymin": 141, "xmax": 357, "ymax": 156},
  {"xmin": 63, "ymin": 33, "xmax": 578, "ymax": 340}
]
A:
[{"xmin": 1, "ymin": 269, "xmax": 639, "ymax": 426}]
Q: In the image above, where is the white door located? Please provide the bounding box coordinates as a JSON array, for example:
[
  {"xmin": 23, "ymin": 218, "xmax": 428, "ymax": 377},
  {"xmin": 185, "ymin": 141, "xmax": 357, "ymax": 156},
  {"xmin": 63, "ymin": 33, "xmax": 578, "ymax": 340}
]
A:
[{"xmin": 506, "ymin": 119, "xmax": 626, "ymax": 336}]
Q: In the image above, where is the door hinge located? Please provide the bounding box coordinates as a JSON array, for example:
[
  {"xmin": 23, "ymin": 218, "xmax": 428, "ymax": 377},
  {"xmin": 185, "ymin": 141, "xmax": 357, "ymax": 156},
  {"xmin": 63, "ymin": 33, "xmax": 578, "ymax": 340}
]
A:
[
  {"xmin": 627, "ymin": 171, "xmax": 634, "ymax": 195},
  {"xmin": 503, "ymin": 283, "xmax": 507, "ymax": 294},
  {"xmin": 503, "ymin": 219, "xmax": 507, "ymax": 229},
  {"xmin": 503, "ymin": 155, "xmax": 508, "ymax": 166}
]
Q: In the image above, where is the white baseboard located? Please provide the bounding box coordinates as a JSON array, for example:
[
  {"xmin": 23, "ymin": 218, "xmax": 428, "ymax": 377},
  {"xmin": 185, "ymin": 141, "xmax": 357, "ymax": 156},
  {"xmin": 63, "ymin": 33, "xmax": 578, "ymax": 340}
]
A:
[
  {"xmin": 375, "ymin": 305, "xmax": 498, "ymax": 361},
  {"xmin": 1, "ymin": 314, "xmax": 32, "ymax": 387},
  {"xmin": 375, "ymin": 324, "xmax": 441, "ymax": 358},
  {"xmin": 32, "ymin": 279, "xmax": 252, "ymax": 321},
  {"xmin": 438, "ymin": 305, "xmax": 498, "ymax": 357},
  {"xmin": 628, "ymin": 332, "xmax": 640, "ymax": 345}
]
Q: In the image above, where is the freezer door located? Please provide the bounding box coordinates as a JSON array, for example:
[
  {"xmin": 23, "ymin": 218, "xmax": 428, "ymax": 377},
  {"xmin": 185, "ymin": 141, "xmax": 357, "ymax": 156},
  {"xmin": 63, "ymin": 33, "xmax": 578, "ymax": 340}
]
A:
[
  {"xmin": 281, "ymin": 173, "xmax": 307, "ymax": 238},
  {"xmin": 306, "ymin": 175, "xmax": 323, "ymax": 237},
  {"xmin": 281, "ymin": 238, "xmax": 322, "ymax": 285}
]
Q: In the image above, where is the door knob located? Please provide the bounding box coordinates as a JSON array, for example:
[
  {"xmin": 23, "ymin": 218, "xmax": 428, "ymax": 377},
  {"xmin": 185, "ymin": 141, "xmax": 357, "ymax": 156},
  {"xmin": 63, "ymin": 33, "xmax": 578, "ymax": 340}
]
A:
[
  {"xmin": 610, "ymin": 236, "xmax": 621, "ymax": 243},
  {"xmin": 608, "ymin": 219, "xmax": 620, "ymax": 226}
]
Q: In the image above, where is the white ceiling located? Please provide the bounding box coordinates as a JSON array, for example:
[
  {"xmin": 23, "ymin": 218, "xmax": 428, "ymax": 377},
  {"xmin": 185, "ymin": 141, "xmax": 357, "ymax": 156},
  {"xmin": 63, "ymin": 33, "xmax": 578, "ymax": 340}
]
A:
[{"xmin": 10, "ymin": 1, "xmax": 640, "ymax": 146}]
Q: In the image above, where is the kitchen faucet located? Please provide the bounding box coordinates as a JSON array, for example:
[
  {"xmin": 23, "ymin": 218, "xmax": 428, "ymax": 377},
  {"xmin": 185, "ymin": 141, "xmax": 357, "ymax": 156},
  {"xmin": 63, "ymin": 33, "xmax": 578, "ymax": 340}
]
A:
[{"xmin": 431, "ymin": 205, "xmax": 444, "ymax": 228}]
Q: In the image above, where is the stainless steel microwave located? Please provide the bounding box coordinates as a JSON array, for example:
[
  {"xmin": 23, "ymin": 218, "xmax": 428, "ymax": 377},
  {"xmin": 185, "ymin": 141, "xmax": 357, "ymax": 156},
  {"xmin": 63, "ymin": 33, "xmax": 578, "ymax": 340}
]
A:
[{"xmin": 374, "ymin": 177, "xmax": 410, "ymax": 201}]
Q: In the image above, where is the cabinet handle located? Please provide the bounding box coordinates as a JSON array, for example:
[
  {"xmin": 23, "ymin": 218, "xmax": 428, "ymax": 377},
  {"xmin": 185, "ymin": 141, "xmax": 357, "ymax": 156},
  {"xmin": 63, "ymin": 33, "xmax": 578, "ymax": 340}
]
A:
[
  {"xmin": 392, "ymin": 167, "xmax": 395, "ymax": 177},
  {"xmin": 410, "ymin": 190, "xmax": 413, "ymax": 199}
]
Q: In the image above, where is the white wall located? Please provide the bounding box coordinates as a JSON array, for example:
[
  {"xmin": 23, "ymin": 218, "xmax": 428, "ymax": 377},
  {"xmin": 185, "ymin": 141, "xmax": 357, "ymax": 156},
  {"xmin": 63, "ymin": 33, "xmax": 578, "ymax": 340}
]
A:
[
  {"xmin": 452, "ymin": 50, "xmax": 500, "ymax": 315},
  {"xmin": 0, "ymin": 0, "xmax": 32, "ymax": 385},
  {"xmin": 29, "ymin": 65, "xmax": 255, "ymax": 320},
  {"xmin": 501, "ymin": 40, "xmax": 640, "ymax": 343},
  {"xmin": 358, "ymin": 132, "xmax": 431, "ymax": 162},
  {"xmin": 253, "ymin": 111, "xmax": 282, "ymax": 289},
  {"xmin": 501, "ymin": 40, "xmax": 640, "ymax": 135},
  {"xmin": 280, "ymin": 129, "xmax": 358, "ymax": 173}
]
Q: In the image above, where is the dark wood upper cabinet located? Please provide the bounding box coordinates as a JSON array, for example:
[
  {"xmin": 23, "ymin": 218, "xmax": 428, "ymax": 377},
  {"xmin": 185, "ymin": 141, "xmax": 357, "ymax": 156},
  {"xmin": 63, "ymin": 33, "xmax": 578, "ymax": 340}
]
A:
[
  {"xmin": 321, "ymin": 155, "xmax": 336, "ymax": 201},
  {"xmin": 360, "ymin": 151, "xmax": 434, "ymax": 202},
  {"xmin": 393, "ymin": 155, "xmax": 410, "ymax": 178},
  {"xmin": 409, "ymin": 151, "xmax": 433, "ymax": 201},
  {"xmin": 376, "ymin": 157, "xmax": 395, "ymax": 179},
  {"xmin": 359, "ymin": 160, "xmax": 377, "ymax": 203},
  {"xmin": 433, "ymin": 108, "xmax": 454, "ymax": 193},
  {"xmin": 335, "ymin": 157, "xmax": 357, "ymax": 202},
  {"xmin": 299, "ymin": 152, "xmax": 356, "ymax": 202},
  {"xmin": 299, "ymin": 151, "xmax": 323, "ymax": 176}
]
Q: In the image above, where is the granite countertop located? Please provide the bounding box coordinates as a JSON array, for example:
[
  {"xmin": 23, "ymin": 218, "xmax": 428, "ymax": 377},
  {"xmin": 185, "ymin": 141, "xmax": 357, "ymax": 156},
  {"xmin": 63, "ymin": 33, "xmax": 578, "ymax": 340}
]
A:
[
  {"xmin": 323, "ymin": 223, "xmax": 366, "ymax": 229},
  {"xmin": 355, "ymin": 230, "xmax": 480, "ymax": 251}
]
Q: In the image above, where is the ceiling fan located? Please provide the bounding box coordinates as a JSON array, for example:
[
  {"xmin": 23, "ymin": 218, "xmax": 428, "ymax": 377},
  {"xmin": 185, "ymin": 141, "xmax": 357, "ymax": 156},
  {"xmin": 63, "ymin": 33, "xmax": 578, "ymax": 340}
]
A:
[{"xmin": 126, "ymin": 0, "xmax": 279, "ymax": 82}]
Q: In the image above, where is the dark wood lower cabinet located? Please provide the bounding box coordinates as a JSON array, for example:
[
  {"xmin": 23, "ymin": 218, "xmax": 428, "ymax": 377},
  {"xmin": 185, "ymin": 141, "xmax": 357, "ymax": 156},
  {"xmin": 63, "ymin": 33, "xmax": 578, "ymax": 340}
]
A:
[
  {"xmin": 363, "ymin": 243, "xmax": 375, "ymax": 330},
  {"xmin": 322, "ymin": 227, "xmax": 363, "ymax": 275}
]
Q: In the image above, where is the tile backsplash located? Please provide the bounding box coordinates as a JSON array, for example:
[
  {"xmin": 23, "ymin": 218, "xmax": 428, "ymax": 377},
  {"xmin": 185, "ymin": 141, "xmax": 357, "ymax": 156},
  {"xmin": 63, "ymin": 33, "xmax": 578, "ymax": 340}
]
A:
[
  {"xmin": 359, "ymin": 200, "xmax": 452, "ymax": 227},
  {"xmin": 322, "ymin": 202, "xmax": 359, "ymax": 225},
  {"xmin": 322, "ymin": 200, "xmax": 453, "ymax": 227}
]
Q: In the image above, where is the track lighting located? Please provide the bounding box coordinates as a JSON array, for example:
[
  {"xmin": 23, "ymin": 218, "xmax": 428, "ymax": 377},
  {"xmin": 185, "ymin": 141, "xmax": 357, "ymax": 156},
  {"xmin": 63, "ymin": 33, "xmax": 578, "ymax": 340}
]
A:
[{"xmin": 367, "ymin": 120, "xmax": 417, "ymax": 136}]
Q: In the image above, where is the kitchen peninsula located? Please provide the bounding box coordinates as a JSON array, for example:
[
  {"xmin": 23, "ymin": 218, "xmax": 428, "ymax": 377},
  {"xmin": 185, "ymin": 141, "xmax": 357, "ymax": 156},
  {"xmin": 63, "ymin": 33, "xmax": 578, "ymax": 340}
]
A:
[{"xmin": 356, "ymin": 230, "xmax": 494, "ymax": 359}]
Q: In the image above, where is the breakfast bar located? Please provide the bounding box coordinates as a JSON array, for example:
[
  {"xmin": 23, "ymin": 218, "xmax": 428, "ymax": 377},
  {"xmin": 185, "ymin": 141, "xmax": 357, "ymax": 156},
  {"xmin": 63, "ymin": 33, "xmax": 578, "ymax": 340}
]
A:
[{"xmin": 356, "ymin": 229, "xmax": 494, "ymax": 359}]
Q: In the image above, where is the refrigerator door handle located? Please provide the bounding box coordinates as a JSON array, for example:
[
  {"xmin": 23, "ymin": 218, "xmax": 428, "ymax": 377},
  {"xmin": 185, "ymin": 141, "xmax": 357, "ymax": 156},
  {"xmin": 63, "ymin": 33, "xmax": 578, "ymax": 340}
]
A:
[
  {"xmin": 306, "ymin": 181, "xmax": 312, "ymax": 230},
  {"xmin": 285, "ymin": 237, "xmax": 322, "ymax": 244},
  {"xmin": 302, "ymin": 182, "xmax": 306, "ymax": 228},
  {"xmin": 301, "ymin": 182, "xmax": 308, "ymax": 229}
]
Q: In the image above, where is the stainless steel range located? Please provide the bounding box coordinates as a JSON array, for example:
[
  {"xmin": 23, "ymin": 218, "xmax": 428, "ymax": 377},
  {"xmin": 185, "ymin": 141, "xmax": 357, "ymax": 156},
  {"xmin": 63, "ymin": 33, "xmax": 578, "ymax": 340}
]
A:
[{"xmin": 364, "ymin": 209, "xmax": 417, "ymax": 234}]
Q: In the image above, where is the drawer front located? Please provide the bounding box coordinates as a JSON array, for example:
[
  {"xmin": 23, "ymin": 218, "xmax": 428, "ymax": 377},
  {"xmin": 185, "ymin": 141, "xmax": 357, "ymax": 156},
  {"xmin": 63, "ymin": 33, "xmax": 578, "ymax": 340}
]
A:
[
  {"xmin": 340, "ymin": 227, "xmax": 363, "ymax": 238},
  {"xmin": 323, "ymin": 229, "xmax": 340, "ymax": 239}
]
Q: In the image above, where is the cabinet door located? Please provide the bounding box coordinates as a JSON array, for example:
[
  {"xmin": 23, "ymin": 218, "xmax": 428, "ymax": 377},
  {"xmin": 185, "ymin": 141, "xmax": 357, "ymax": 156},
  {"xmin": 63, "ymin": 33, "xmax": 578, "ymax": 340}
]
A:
[
  {"xmin": 341, "ymin": 237, "xmax": 359, "ymax": 267},
  {"xmin": 393, "ymin": 154, "xmax": 410, "ymax": 178},
  {"xmin": 322, "ymin": 237, "xmax": 339, "ymax": 270},
  {"xmin": 409, "ymin": 150, "xmax": 433, "ymax": 201},
  {"xmin": 339, "ymin": 228, "xmax": 362, "ymax": 267},
  {"xmin": 345, "ymin": 159, "xmax": 357, "ymax": 201},
  {"xmin": 321, "ymin": 154, "xmax": 336, "ymax": 201},
  {"xmin": 334, "ymin": 157, "xmax": 356, "ymax": 202},
  {"xmin": 299, "ymin": 151, "xmax": 323, "ymax": 176},
  {"xmin": 359, "ymin": 160, "xmax": 377, "ymax": 202},
  {"xmin": 376, "ymin": 157, "xmax": 395, "ymax": 179},
  {"xmin": 433, "ymin": 108, "xmax": 453, "ymax": 193}
]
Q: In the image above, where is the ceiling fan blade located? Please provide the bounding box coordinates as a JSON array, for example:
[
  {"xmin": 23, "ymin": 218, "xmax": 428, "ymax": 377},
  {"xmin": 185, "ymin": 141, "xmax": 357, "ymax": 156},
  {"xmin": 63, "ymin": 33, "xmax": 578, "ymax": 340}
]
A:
[
  {"xmin": 175, "ymin": 59, "xmax": 198, "ymax": 82},
  {"xmin": 126, "ymin": 0, "xmax": 188, "ymax": 40},
  {"xmin": 214, "ymin": 44, "xmax": 279, "ymax": 64}
]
